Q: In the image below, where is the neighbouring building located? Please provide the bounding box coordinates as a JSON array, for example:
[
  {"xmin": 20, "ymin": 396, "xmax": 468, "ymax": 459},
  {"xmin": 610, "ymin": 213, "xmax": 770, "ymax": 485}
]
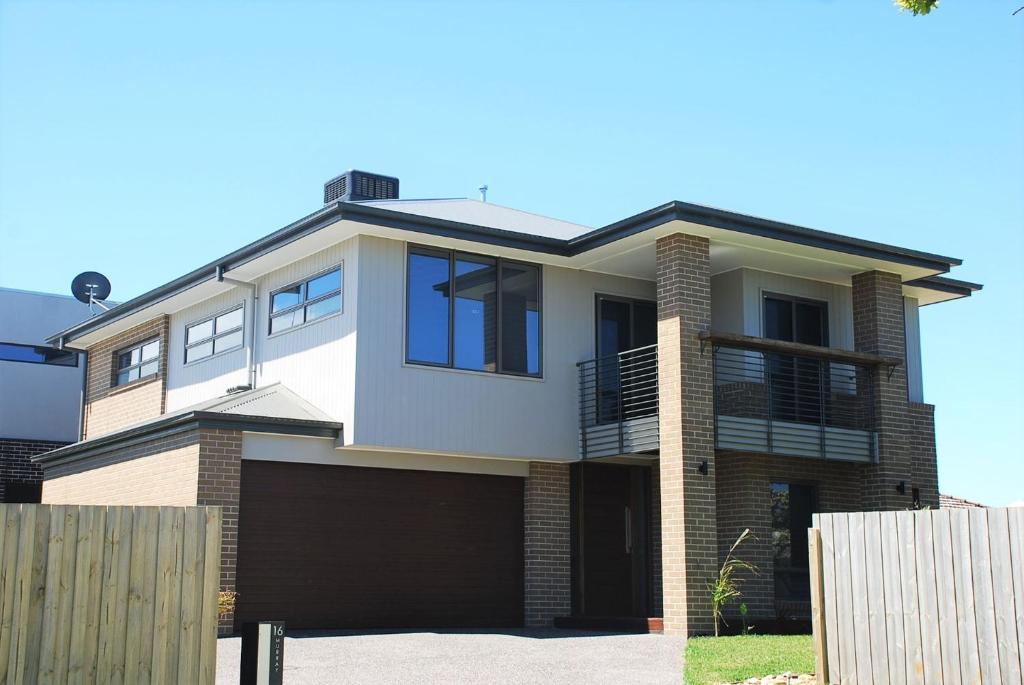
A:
[
  {"xmin": 34, "ymin": 170, "xmax": 981, "ymax": 636},
  {"xmin": 0, "ymin": 288, "xmax": 90, "ymax": 502}
]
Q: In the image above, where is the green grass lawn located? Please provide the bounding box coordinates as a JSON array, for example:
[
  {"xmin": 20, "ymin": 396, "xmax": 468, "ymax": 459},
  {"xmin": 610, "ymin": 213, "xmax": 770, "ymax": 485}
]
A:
[{"xmin": 684, "ymin": 634, "xmax": 815, "ymax": 685}]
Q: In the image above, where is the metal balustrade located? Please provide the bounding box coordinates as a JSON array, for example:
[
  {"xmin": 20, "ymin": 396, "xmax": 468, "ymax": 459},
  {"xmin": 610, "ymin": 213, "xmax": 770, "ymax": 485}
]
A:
[
  {"xmin": 712, "ymin": 343, "xmax": 878, "ymax": 462},
  {"xmin": 577, "ymin": 345, "xmax": 659, "ymax": 459}
]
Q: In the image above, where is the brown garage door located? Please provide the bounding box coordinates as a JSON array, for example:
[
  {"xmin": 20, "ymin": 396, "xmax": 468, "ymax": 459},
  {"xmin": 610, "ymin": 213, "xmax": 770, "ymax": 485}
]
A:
[{"xmin": 234, "ymin": 460, "xmax": 524, "ymax": 630}]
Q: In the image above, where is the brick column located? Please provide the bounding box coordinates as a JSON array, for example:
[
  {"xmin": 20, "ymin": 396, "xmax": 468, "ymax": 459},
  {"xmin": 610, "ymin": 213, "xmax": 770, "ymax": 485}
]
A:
[
  {"xmin": 656, "ymin": 233, "xmax": 717, "ymax": 636},
  {"xmin": 524, "ymin": 462, "xmax": 570, "ymax": 627},
  {"xmin": 196, "ymin": 428, "xmax": 242, "ymax": 635},
  {"xmin": 852, "ymin": 271, "xmax": 912, "ymax": 510},
  {"xmin": 908, "ymin": 403, "xmax": 939, "ymax": 508}
]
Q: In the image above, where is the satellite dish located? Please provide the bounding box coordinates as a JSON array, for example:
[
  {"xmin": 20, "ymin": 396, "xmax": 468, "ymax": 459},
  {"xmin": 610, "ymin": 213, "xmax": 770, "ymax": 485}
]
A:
[{"xmin": 71, "ymin": 271, "xmax": 112, "ymax": 313}]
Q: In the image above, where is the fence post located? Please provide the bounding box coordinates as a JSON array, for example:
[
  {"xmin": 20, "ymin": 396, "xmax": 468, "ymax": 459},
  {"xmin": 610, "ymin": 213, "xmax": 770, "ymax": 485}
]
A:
[{"xmin": 808, "ymin": 527, "xmax": 829, "ymax": 685}]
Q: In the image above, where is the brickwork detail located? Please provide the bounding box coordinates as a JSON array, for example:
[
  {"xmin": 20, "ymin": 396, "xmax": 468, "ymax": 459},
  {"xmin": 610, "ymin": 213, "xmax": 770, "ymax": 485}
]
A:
[
  {"xmin": 83, "ymin": 316, "xmax": 170, "ymax": 440},
  {"xmin": 524, "ymin": 461, "xmax": 570, "ymax": 627},
  {"xmin": 0, "ymin": 438, "xmax": 65, "ymax": 502},
  {"xmin": 41, "ymin": 432, "xmax": 200, "ymax": 505},
  {"xmin": 715, "ymin": 452, "xmax": 865, "ymax": 620},
  {"xmin": 908, "ymin": 402, "xmax": 939, "ymax": 508},
  {"xmin": 656, "ymin": 233, "xmax": 717, "ymax": 636},
  {"xmin": 196, "ymin": 428, "xmax": 243, "ymax": 634},
  {"xmin": 852, "ymin": 271, "xmax": 912, "ymax": 510},
  {"xmin": 649, "ymin": 465, "xmax": 663, "ymax": 617}
]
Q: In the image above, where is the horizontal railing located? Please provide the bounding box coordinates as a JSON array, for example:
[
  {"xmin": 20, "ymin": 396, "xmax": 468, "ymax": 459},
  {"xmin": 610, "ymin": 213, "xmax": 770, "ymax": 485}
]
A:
[
  {"xmin": 577, "ymin": 345, "xmax": 659, "ymax": 459},
  {"xmin": 712, "ymin": 341, "xmax": 878, "ymax": 462}
]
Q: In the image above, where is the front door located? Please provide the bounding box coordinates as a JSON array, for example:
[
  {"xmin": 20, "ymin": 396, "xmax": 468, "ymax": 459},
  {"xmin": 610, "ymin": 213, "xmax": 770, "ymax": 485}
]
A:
[
  {"xmin": 572, "ymin": 463, "xmax": 649, "ymax": 617},
  {"xmin": 770, "ymin": 482, "xmax": 816, "ymax": 613}
]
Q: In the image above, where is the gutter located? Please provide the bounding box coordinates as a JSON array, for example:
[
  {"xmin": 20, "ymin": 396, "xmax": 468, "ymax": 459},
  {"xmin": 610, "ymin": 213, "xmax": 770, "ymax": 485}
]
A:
[
  {"xmin": 216, "ymin": 266, "xmax": 258, "ymax": 389},
  {"xmin": 33, "ymin": 411, "xmax": 344, "ymax": 470}
]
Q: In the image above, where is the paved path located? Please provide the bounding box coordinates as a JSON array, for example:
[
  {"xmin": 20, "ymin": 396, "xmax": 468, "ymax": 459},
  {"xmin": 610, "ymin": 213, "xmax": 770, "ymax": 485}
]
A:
[{"xmin": 216, "ymin": 628, "xmax": 684, "ymax": 684}]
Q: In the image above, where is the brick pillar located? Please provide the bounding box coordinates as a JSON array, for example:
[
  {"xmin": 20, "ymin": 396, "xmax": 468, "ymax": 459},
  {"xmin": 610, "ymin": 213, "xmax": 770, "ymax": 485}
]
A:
[
  {"xmin": 852, "ymin": 271, "xmax": 912, "ymax": 510},
  {"xmin": 656, "ymin": 233, "xmax": 717, "ymax": 636},
  {"xmin": 197, "ymin": 428, "xmax": 242, "ymax": 635},
  {"xmin": 524, "ymin": 461, "xmax": 570, "ymax": 627},
  {"xmin": 908, "ymin": 403, "xmax": 939, "ymax": 508}
]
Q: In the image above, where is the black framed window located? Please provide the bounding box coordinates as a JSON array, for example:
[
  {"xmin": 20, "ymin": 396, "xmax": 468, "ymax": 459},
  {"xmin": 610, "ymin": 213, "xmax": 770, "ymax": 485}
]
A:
[
  {"xmin": 269, "ymin": 266, "xmax": 342, "ymax": 335},
  {"xmin": 763, "ymin": 293, "xmax": 828, "ymax": 347},
  {"xmin": 0, "ymin": 342, "xmax": 78, "ymax": 367},
  {"xmin": 185, "ymin": 304, "xmax": 244, "ymax": 363},
  {"xmin": 406, "ymin": 246, "xmax": 541, "ymax": 376},
  {"xmin": 115, "ymin": 338, "xmax": 160, "ymax": 385}
]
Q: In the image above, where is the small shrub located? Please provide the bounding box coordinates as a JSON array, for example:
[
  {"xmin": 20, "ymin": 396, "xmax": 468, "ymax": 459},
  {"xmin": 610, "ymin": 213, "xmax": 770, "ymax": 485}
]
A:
[
  {"xmin": 709, "ymin": 528, "xmax": 758, "ymax": 637},
  {"xmin": 218, "ymin": 590, "xmax": 237, "ymax": 620}
]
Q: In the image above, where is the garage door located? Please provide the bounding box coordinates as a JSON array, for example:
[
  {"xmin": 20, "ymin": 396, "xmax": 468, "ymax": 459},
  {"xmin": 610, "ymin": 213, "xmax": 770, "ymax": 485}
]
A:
[{"xmin": 234, "ymin": 460, "xmax": 524, "ymax": 629}]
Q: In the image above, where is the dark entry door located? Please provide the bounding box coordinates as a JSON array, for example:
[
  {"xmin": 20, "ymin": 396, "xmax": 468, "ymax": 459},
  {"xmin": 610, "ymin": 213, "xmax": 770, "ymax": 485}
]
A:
[
  {"xmin": 770, "ymin": 482, "xmax": 816, "ymax": 605},
  {"xmin": 574, "ymin": 463, "xmax": 649, "ymax": 617}
]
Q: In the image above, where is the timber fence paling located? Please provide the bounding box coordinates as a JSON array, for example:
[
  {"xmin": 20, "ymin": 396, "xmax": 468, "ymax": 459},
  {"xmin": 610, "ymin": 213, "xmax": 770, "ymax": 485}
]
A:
[
  {"xmin": 0, "ymin": 504, "xmax": 221, "ymax": 685},
  {"xmin": 811, "ymin": 507, "xmax": 1024, "ymax": 685}
]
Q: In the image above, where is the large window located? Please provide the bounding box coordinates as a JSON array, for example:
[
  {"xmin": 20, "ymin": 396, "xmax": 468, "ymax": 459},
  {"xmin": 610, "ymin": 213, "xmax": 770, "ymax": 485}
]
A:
[
  {"xmin": 406, "ymin": 247, "xmax": 541, "ymax": 376},
  {"xmin": 185, "ymin": 304, "xmax": 244, "ymax": 363},
  {"xmin": 0, "ymin": 342, "xmax": 78, "ymax": 367},
  {"xmin": 115, "ymin": 338, "xmax": 160, "ymax": 386},
  {"xmin": 269, "ymin": 266, "xmax": 342, "ymax": 334},
  {"xmin": 764, "ymin": 294, "xmax": 829, "ymax": 424}
]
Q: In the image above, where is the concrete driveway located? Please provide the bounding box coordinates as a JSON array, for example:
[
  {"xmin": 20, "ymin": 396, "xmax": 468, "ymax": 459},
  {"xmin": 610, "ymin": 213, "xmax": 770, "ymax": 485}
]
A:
[{"xmin": 216, "ymin": 629, "xmax": 685, "ymax": 685}]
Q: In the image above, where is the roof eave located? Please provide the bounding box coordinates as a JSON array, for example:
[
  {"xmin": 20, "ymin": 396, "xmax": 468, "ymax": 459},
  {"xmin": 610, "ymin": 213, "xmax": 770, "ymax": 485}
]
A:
[{"xmin": 33, "ymin": 411, "xmax": 343, "ymax": 469}]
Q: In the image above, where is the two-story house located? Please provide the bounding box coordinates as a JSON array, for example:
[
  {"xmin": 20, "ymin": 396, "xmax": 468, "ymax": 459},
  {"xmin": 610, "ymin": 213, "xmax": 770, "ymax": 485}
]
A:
[{"xmin": 36, "ymin": 170, "xmax": 980, "ymax": 636}]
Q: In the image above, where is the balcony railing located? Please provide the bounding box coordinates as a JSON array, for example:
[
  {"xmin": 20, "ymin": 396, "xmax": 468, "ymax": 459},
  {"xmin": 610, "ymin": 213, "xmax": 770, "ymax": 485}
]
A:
[
  {"xmin": 576, "ymin": 334, "xmax": 894, "ymax": 463},
  {"xmin": 577, "ymin": 345, "xmax": 659, "ymax": 459},
  {"xmin": 709, "ymin": 334, "xmax": 882, "ymax": 462}
]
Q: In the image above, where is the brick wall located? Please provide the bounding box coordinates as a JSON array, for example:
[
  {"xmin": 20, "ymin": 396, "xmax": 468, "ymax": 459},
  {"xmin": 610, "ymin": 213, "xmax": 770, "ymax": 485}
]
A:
[
  {"xmin": 656, "ymin": 233, "xmax": 717, "ymax": 636},
  {"xmin": 649, "ymin": 465, "xmax": 663, "ymax": 617},
  {"xmin": 0, "ymin": 438, "xmax": 65, "ymax": 502},
  {"xmin": 853, "ymin": 271, "xmax": 913, "ymax": 510},
  {"xmin": 908, "ymin": 402, "xmax": 939, "ymax": 508},
  {"xmin": 524, "ymin": 461, "xmax": 570, "ymax": 627},
  {"xmin": 42, "ymin": 431, "xmax": 200, "ymax": 505},
  {"xmin": 196, "ymin": 428, "xmax": 242, "ymax": 634},
  {"xmin": 715, "ymin": 452, "xmax": 865, "ymax": 620},
  {"xmin": 83, "ymin": 316, "xmax": 170, "ymax": 439}
]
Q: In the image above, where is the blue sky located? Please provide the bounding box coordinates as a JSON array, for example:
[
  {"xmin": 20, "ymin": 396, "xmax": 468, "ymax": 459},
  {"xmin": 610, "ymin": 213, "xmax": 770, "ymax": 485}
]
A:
[{"xmin": 1, "ymin": 1, "xmax": 1021, "ymax": 505}]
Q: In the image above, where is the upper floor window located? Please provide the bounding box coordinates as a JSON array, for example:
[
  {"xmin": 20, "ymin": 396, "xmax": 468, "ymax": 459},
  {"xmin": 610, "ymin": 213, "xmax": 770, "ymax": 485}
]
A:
[
  {"xmin": 406, "ymin": 247, "xmax": 541, "ymax": 376},
  {"xmin": 0, "ymin": 341, "xmax": 78, "ymax": 367},
  {"xmin": 185, "ymin": 304, "xmax": 244, "ymax": 363},
  {"xmin": 763, "ymin": 293, "xmax": 828, "ymax": 347},
  {"xmin": 115, "ymin": 338, "xmax": 160, "ymax": 385},
  {"xmin": 270, "ymin": 266, "xmax": 342, "ymax": 335}
]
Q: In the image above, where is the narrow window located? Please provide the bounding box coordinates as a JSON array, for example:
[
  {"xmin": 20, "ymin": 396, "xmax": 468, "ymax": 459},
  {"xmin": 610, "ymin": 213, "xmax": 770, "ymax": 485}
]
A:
[
  {"xmin": 454, "ymin": 254, "xmax": 497, "ymax": 371},
  {"xmin": 269, "ymin": 266, "xmax": 342, "ymax": 334},
  {"xmin": 0, "ymin": 342, "xmax": 78, "ymax": 367},
  {"xmin": 185, "ymin": 304, "xmax": 245, "ymax": 363},
  {"xmin": 115, "ymin": 338, "xmax": 160, "ymax": 385},
  {"xmin": 407, "ymin": 249, "xmax": 451, "ymax": 365},
  {"xmin": 406, "ymin": 247, "xmax": 542, "ymax": 376},
  {"xmin": 499, "ymin": 261, "xmax": 540, "ymax": 375},
  {"xmin": 770, "ymin": 482, "xmax": 816, "ymax": 603}
]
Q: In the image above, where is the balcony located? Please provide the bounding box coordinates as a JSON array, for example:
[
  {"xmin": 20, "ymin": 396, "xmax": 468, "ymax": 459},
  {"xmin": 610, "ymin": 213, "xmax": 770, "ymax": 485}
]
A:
[
  {"xmin": 708, "ymin": 332, "xmax": 892, "ymax": 463},
  {"xmin": 578, "ymin": 345, "xmax": 659, "ymax": 460},
  {"xmin": 577, "ymin": 334, "xmax": 896, "ymax": 462}
]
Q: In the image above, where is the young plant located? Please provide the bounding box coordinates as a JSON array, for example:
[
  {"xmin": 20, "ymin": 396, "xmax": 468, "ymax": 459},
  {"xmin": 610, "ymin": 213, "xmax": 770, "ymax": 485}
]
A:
[
  {"xmin": 709, "ymin": 528, "xmax": 758, "ymax": 637},
  {"xmin": 739, "ymin": 602, "xmax": 753, "ymax": 635}
]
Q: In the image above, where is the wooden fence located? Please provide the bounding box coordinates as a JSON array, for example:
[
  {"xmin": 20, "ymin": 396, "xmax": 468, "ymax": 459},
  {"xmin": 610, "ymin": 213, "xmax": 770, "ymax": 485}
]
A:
[
  {"xmin": 0, "ymin": 504, "xmax": 222, "ymax": 685},
  {"xmin": 809, "ymin": 508, "xmax": 1024, "ymax": 685}
]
